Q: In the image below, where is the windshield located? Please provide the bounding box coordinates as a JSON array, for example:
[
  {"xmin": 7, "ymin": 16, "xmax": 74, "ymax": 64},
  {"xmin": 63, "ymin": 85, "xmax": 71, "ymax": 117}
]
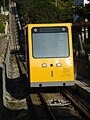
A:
[{"xmin": 32, "ymin": 27, "xmax": 69, "ymax": 58}]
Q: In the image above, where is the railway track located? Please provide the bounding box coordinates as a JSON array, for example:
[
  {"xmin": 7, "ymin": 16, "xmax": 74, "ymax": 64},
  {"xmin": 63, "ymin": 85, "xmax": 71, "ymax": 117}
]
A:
[
  {"xmin": 61, "ymin": 89, "xmax": 90, "ymax": 120},
  {"xmin": 4, "ymin": 48, "xmax": 90, "ymax": 120},
  {"xmin": 15, "ymin": 53, "xmax": 90, "ymax": 120},
  {"xmin": 38, "ymin": 92, "xmax": 56, "ymax": 120},
  {"xmin": 29, "ymin": 91, "xmax": 86, "ymax": 120}
]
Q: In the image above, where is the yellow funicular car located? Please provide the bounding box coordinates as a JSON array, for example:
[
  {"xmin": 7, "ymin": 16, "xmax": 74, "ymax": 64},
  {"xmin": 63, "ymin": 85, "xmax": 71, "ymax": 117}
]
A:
[{"xmin": 24, "ymin": 23, "xmax": 74, "ymax": 87}]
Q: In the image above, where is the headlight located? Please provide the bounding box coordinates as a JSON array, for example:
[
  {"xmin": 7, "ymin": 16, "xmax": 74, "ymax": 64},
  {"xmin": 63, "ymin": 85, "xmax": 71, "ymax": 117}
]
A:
[
  {"xmin": 42, "ymin": 63, "xmax": 47, "ymax": 68},
  {"xmin": 56, "ymin": 63, "xmax": 62, "ymax": 67}
]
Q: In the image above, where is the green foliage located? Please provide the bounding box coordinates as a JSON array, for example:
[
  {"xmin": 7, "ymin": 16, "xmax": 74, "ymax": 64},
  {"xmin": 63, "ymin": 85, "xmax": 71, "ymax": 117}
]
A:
[
  {"xmin": 0, "ymin": 0, "xmax": 3, "ymax": 5},
  {"xmin": 0, "ymin": 14, "xmax": 6, "ymax": 22},
  {"xmin": 0, "ymin": 22, "xmax": 5, "ymax": 33},
  {"xmin": 0, "ymin": 14, "xmax": 6, "ymax": 33},
  {"xmin": 16, "ymin": 0, "xmax": 73, "ymax": 25},
  {"xmin": 0, "ymin": 0, "xmax": 9, "ymax": 9},
  {"xmin": 57, "ymin": 0, "xmax": 73, "ymax": 22}
]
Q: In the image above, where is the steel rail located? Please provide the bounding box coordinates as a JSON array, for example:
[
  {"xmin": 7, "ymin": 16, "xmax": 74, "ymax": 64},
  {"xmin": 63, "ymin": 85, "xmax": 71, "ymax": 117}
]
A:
[
  {"xmin": 38, "ymin": 92, "xmax": 57, "ymax": 120},
  {"xmin": 15, "ymin": 53, "xmax": 26, "ymax": 75},
  {"xmin": 61, "ymin": 89, "xmax": 90, "ymax": 120},
  {"xmin": 26, "ymin": 95, "xmax": 38, "ymax": 120}
]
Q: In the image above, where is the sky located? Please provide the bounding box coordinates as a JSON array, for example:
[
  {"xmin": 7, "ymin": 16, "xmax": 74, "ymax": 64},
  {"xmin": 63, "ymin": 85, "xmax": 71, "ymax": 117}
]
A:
[{"xmin": 84, "ymin": 0, "xmax": 89, "ymax": 5}]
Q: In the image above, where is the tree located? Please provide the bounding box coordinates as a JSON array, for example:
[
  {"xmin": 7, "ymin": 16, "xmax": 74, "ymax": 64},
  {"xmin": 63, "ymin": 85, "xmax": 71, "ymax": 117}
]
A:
[
  {"xmin": 0, "ymin": 0, "xmax": 9, "ymax": 9},
  {"xmin": 74, "ymin": 3, "xmax": 90, "ymax": 21},
  {"xmin": 16, "ymin": 0, "xmax": 73, "ymax": 25},
  {"xmin": 57, "ymin": 0, "xmax": 73, "ymax": 22},
  {"xmin": 0, "ymin": 0, "xmax": 3, "ymax": 6}
]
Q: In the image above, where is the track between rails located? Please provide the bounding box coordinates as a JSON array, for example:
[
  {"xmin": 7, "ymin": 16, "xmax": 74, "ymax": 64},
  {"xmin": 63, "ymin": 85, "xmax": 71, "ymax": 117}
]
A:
[{"xmin": 29, "ymin": 92, "xmax": 85, "ymax": 120}]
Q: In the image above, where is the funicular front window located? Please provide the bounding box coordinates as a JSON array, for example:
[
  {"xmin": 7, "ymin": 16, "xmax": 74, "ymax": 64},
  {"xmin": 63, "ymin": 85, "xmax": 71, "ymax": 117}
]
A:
[{"xmin": 32, "ymin": 27, "xmax": 69, "ymax": 58}]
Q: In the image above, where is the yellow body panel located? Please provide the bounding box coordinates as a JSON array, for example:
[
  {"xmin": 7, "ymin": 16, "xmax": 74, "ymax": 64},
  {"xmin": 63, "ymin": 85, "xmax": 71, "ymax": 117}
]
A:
[
  {"xmin": 30, "ymin": 58, "xmax": 74, "ymax": 82},
  {"xmin": 27, "ymin": 23, "xmax": 74, "ymax": 86}
]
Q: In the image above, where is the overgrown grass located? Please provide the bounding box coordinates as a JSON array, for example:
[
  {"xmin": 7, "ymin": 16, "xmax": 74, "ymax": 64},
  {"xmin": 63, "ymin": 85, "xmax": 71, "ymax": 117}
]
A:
[
  {"xmin": 0, "ymin": 22, "xmax": 5, "ymax": 33},
  {"xmin": 0, "ymin": 14, "xmax": 6, "ymax": 33},
  {"xmin": 0, "ymin": 14, "xmax": 6, "ymax": 21}
]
